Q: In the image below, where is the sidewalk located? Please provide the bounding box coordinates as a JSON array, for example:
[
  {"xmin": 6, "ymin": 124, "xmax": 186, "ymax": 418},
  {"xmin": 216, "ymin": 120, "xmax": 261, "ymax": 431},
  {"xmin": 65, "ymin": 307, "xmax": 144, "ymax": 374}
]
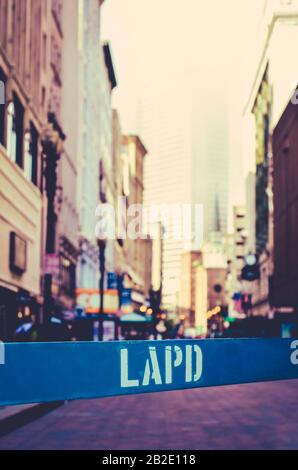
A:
[
  {"xmin": 1, "ymin": 380, "xmax": 298, "ymax": 450},
  {"xmin": 0, "ymin": 402, "xmax": 64, "ymax": 437}
]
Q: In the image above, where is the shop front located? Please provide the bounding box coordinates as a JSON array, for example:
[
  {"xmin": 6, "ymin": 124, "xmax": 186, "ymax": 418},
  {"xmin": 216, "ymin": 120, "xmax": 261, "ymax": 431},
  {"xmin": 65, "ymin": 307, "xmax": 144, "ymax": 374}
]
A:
[{"xmin": 0, "ymin": 146, "xmax": 43, "ymax": 341}]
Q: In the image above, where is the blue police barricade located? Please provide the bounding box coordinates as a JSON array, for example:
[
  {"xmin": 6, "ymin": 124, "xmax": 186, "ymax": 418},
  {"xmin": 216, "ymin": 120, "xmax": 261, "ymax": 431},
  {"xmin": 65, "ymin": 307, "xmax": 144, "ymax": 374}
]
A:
[{"xmin": 0, "ymin": 338, "xmax": 298, "ymax": 406}]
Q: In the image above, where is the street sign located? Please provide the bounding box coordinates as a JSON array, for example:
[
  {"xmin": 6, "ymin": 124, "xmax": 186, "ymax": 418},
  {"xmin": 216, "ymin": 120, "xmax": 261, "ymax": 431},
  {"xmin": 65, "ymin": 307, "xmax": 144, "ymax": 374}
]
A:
[
  {"xmin": 120, "ymin": 287, "xmax": 133, "ymax": 314},
  {"xmin": 0, "ymin": 338, "xmax": 298, "ymax": 406},
  {"xmin": 107, "ymin": 272, "xmax": 118, "ymax": 290},
  {"xmin": 44, "ymin": 253, "xmax": 59, "ymax": 277}
]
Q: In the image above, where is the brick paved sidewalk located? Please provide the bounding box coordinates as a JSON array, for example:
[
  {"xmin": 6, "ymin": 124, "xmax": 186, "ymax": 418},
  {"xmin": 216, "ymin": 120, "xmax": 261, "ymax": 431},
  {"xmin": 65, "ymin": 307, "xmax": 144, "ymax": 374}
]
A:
[{"xmin": 0, "ymin": 379, "xmax": 297, "ymax": 450}]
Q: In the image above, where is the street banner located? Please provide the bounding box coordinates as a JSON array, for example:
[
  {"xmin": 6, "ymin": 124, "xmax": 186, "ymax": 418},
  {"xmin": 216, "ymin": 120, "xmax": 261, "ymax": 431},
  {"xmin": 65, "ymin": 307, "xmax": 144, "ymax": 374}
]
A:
[{"xmin": 0, "ymin": 338, "xmax": 298, "ymax": 406}]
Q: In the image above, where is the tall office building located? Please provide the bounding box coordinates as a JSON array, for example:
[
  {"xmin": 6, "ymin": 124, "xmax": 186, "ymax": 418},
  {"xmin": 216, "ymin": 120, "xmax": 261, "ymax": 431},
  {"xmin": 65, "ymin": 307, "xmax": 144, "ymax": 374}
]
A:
[
  {"xmin": 141, "ymin": 80, "xmax": 193, "ymax": 310},
  {"xmin": 141, "ymin": 74, "xmax": 229, "ymax": 311},
  {"xmin": 192, "ymin": 75, "xmax": 229, "ymax": 237}
]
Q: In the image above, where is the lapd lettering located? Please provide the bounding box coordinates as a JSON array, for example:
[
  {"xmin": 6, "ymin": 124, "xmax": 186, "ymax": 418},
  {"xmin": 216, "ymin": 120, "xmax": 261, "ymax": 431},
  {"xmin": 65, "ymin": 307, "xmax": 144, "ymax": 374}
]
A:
[
  {"xmin": 120, "ymin": 344, "xmax": 203, "ymax": 388},
  {"xmin": 290, "ymin": 339, "xmax": 298, "ymax": 365}
]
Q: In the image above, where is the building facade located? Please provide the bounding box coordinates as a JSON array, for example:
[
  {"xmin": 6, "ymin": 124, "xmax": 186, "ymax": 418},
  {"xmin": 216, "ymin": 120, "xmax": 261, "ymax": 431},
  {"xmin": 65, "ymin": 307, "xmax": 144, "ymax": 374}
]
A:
[
  {"xmin": 98, "ymin": 42, "xmax": 117, "ymax": 275},
  {"xmin": 57, "ymin": 0, "xmax": 80, "ymax": 314},
  {"xmin": 120, "ymin": 134, "xmax": 152, "ymax": 309},
  {"xmin": 75, "ymin": 3, "xmax": 116, "ymax": 306},
  {"xmin": 243, "ymin": 0, "xmax": 298, "ymax": 320},
  {"xmin": 178, "ymin": 251, "xmax": 201, "ymax": 328},
  {"xmin": 112, "ymin": 109, "xmax": 126, "ymax": 278},
  {"xmin": 43, "ymin": 0, "xmax": 79, "ymax": 321},
  {"xmin": 225, "ymin": 206, "xmax": 248, "ymax": 317},
  {"xmin": 0, "ymin": 0, "xmax": 68, "ymax": 339},
  {"xmin": 272, "ymin": 98, "xmax": 298, "ymax": 335},
  {"xmin": 201, "ymin": 234, "xmax": 228, "ymax": 321},
  {"xmin": 76, "ymin": 0, "xmax": 106, "ymax": 293}
]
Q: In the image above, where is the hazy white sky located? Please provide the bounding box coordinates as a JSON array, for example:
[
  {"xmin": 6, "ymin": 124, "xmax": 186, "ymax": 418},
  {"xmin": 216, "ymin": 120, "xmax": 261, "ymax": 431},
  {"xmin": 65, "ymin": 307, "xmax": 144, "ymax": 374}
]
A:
[{"xmin": 102, "ymin": 0, "xmax": 266, "ymax": 213}]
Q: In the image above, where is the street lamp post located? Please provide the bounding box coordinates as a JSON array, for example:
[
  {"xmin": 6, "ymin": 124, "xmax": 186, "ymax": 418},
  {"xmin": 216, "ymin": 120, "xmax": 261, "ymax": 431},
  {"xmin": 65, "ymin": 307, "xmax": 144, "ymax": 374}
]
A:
[
  {"xmin": 98, "ymin": 239, "xmax": 106, "ymax": 315},
  {"xmin": 42, "ymin": 127, "xmax": 63, "ymax": 326}
]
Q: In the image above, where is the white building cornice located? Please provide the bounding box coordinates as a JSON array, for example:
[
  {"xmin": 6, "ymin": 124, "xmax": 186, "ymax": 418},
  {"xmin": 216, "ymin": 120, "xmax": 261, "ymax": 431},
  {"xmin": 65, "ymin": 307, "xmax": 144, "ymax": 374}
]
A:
[{"xmin": 244, "ymin": 9, "xmax": 298, "ymax": 116}]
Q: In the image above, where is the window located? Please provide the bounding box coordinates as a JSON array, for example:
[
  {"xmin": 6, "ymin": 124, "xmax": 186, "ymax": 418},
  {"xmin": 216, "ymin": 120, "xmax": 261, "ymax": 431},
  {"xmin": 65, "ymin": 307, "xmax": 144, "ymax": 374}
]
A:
[
  {"xmin": 23, "ymin": 124, "xmax": 38, "ymax": 184},
  {"xmin": 41, "ymin": 86, "xmax": 46, "ymax": 108},
  {"xmin": 7, "ymin": 102, "xmax": 17, "ymax": 162},
  {"xmin": 0, "ymin": 79, "xmax": 4, "ymax": 103},
  {"xmin": 14, "ymin": 95, "xmax": 24, "ymax": 167},
  {"xmin": 7, "ymin": 93, "xmax": 24, "ymax": 167},
  {"xmin": 42, "ymin": 34, "xmax": 47, "ymax": 70},
  {"xmin": 0, "ymin": 68, "xmax": 5, "ymax": 145},
  {"xmin": 52, "ymin": 0, "xmax": 63, "ymax": 33},
  {"xmin": 9, "ymin": 232, "xmax": 27, "ymax": 274},
  {"xmin": 50, "ymin": 34, "xmax": 62, "ymax": 84},
  {"xmin": 23, "ymin": 132, "xmax": 31, "ymax": 180},
  {"xmin": 30, "ymin": 123, "xmax": 38, "ymax": 185}
]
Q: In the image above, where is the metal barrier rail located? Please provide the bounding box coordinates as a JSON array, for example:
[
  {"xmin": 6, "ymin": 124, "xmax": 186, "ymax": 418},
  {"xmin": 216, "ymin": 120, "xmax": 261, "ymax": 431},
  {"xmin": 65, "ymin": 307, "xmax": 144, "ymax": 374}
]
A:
[{"xmin": 0, "ymin": 338, "xmax": 298, "ymax": 406}]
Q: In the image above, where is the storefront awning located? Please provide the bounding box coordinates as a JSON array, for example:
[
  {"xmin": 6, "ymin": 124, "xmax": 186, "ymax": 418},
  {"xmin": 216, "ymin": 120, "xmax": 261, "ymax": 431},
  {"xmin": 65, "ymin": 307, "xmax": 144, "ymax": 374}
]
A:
[{"xmin": 120, "ymin": 313, "xmax": 152, "ymax": 323}]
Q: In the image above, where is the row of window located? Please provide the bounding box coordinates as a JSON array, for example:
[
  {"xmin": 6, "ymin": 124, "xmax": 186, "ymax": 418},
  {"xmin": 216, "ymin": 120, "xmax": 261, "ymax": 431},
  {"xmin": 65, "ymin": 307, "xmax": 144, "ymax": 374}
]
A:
[{"xmin": 0, "ymin": 69, "xmax": 39, "ymax": 185}]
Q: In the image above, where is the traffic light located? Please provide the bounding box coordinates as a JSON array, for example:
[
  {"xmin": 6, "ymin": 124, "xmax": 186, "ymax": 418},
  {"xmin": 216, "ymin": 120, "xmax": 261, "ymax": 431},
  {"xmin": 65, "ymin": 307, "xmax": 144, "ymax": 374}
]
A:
[
  {"xmin": 220, "ymin": 305, "xmax": 228, "ymax": 318},
  {"xmin": 241, "ymin": 293, "xmax": 252, "ymax": 313},
  {"xmin": 149, "ymin": 288, "xmax": 161, "ymax": 318},
  {"xmin": 241, "ymin": 253, "xmax": 260, "ymax": 281}
]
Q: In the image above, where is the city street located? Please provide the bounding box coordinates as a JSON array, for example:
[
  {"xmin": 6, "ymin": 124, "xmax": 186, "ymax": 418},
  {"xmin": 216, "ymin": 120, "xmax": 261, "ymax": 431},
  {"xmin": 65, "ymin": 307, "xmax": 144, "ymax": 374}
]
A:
[
  {"xmin": 1, "ymin": 0, "xmax": 298, "ymax": 455},
  {"xmin": 0, "ymin": 379, "xmax": 297, "ymax": 450}
]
